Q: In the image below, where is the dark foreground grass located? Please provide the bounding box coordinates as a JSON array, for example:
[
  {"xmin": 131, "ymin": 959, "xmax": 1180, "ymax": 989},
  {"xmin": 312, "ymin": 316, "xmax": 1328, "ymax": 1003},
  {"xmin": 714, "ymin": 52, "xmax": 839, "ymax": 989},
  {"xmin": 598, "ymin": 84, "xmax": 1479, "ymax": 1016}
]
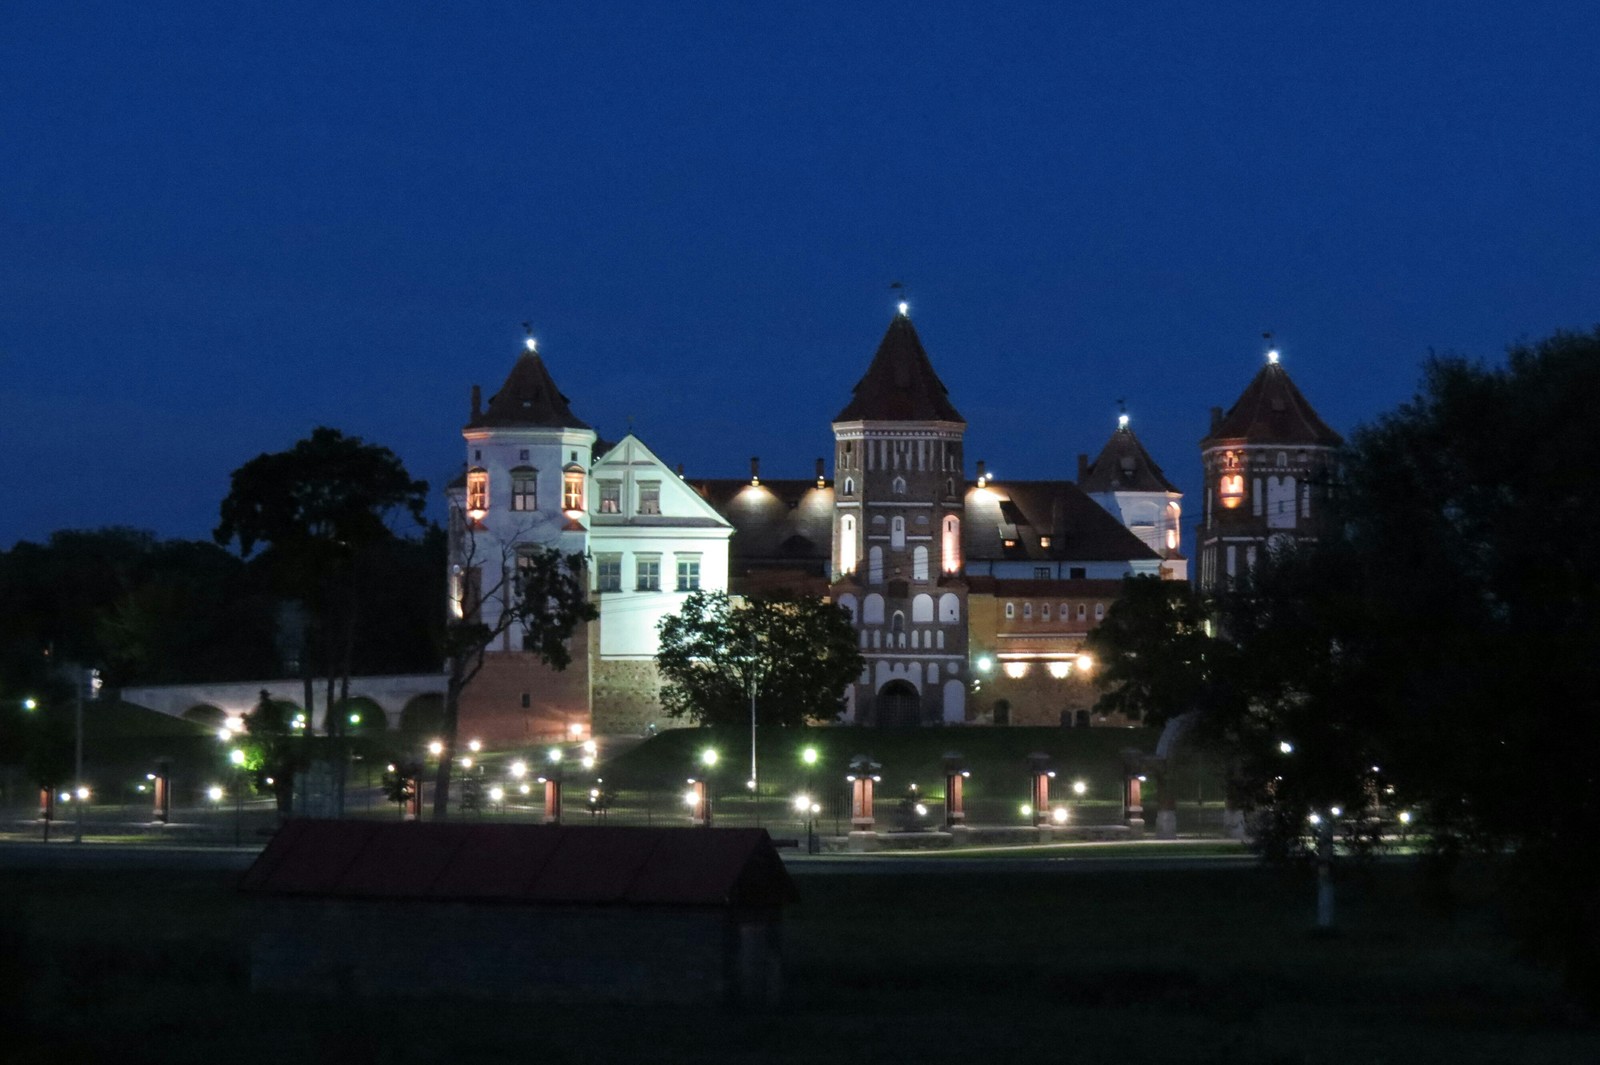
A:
[{"xmin": 3, "ymin": 858, "xmax": 1594, "ymax": 1064}]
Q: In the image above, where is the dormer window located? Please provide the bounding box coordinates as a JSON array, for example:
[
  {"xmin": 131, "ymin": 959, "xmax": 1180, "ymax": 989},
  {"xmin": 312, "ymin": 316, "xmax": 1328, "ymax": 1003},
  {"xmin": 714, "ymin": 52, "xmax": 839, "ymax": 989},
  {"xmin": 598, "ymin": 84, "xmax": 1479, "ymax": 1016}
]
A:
[
  {"xmin": 562, "ymin": 470, "xmax": 584, "ymax": 512},
  {"xmin": 466, "ymin": 468, "xmax": 489, "ymax": 518},
  {"xmin": 510, "ymin": 467, "xmax": 537, "ymax": 512},
  {"xmin": 599, "ymin": 481, "xmax": 621, "ymax": 514}
]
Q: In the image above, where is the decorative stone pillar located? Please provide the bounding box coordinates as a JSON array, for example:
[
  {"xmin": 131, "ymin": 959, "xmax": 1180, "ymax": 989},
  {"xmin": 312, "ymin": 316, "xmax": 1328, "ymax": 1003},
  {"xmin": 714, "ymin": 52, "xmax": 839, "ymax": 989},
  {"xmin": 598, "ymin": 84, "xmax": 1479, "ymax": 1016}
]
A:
[
  {"xmin": 1155, "ymin": 761, "xmax": 1178, "ymax": 839},
  {"xmin": 687, "ymin": 778, "xmax": 711, "ymax": 827},
  {"xmin": 542, "ymin": 775, "xmax": 564, "ymax": 825},
  {"xmin": 942, "ymin": 753, "xmax": 968, "ymax": 827},
  {"xmin": 152, "ymin": 762, "xmax": 171, "ymax": 824},
  {"xmin": 1124, "ymin": 773, "xmax": 1146, "ymax": 833},
  {"xmin": 1026, "ymin": 752, "xmax": 1056, "ymax": 835},
  {"xmin": 39, "ymin": 787, "xmax": 55, "ymax": 822},
  {"xmin": 846, "ymin": 755, "xmax": 880, "ymax": 851}
]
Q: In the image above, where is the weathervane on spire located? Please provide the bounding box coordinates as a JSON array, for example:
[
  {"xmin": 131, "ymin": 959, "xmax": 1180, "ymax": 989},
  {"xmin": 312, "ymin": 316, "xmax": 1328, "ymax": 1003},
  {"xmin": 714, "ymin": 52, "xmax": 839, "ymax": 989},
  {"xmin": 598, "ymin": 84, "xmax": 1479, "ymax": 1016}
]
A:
[
  {"xmin": 522, "ymin": 321, "xmax": 537, "ymax": 354},
  {"xmin": 890, "ymin": 280, "xmax": 909, "ymax": 318},
  {"xmin": 1117, "ymin": 398, "xmax": 1129, "ymax": 430},
  {"xmin": 1263, "ymin": 331, "xmax": 1279, "ymax": 364}
]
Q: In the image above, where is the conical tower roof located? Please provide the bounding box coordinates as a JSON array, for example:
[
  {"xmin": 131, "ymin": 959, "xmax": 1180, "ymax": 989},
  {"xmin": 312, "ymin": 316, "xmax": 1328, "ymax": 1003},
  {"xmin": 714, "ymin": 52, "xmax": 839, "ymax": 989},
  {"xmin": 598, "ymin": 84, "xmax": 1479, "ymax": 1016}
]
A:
[
  {"xmin": 468, "ymin": 344, "xmax": 591, "ymax": 430},
  {"xmin": 1202, "ymin": 361, "xmax": 1341, "ymax": 448},
  {"xmin": 834, "ymin": 313, "xmax": 964, "ymax": 423},
  {"xmin": 1080, "ymin": 420, "xmax": 1179, "ymax": 493}
]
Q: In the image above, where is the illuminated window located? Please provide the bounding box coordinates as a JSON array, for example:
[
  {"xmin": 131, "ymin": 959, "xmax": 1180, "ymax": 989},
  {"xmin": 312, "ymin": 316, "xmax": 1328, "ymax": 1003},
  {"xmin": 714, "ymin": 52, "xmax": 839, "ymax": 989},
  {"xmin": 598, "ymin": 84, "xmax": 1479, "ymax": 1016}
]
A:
[
  {"xmin": 598, "ymin": 481, "xmax": 621, "ymax": 514},
  {"xmin": 942, "ymin": 515, "xmax": 962, "ymax": 572},
  {"xmin": 637, "ymin": 481, "xmax": 661, "ymax": 515},
  {"xmin": 596, "ymin": 555, "xmax": 621, "ymax": 593},
  {"xmin": 839, "ymin": 514, "xmax": 858, "ymax": 574},
  {"xmin": 635, "ymin": 555, "xmax": 661, "ymax": 592},
  {"xmin": 675, "ymin": 556, "xmax": 701, "ymax": 592},
  {"xmin": 843, "ymin": 477, "xmax": 855, "ymax": 496},
  {"xmin": 562, "ymin": 470, "xmax": 584, "ymax": 511},
  {"xmin": 1219, "ymin": 474, "xmax": 1245, "ymax": 509},
  {"xmin": 1039, "ymin": 536, "xmax": 1051, "ymax": 548},
  {"xmin": 510, "ymin": 467, "xmax": 537, "ymax": 512},
  {"xmin": 466, "ymin": 468, "xmax": 489, "ymax": 516}
]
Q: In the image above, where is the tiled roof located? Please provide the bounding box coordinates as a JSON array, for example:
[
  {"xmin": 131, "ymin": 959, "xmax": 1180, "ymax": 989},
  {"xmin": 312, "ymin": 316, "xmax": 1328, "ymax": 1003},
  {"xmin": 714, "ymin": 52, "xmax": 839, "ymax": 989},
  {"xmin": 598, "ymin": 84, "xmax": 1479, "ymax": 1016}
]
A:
[
  {"xmin": 1202, "ymin": 362, "xmax": 1341, "ymax": 448},
  {"xmin": 1079, "ymin": 425, "xmax": 1179, "ymax": 494},
  {"xmin": 964, "ymin": 481, "xmax": 1161, "ymax": 563},
  {"xmin": 834, "ymin": 314, "xmax": 964, "ymax": 423},
  {"xmin": 240, "ymin": 821, "xmax": 798, "ymax": 909},
  {"xmin": 468, "ymin": 349, "xmax": 591, "ymax": 431},
  {"xmin": 693, "ymin": 478, "xmax": 835, "ymax": 575}
]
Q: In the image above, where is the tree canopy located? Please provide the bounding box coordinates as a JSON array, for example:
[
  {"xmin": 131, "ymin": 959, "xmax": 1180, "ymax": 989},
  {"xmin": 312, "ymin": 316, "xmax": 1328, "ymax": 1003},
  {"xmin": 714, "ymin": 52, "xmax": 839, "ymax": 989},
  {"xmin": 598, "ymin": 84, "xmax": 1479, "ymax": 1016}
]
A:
[
  {"xmin": 1084, "ymin": 575, "xmax": 1220, "ymax": 727},
  {"xmin": 1203, "ymin": 328, "xmax": 1600, "ymax": 993},
  {"xmin": 656, "ymin": 590, "xmax": 865, "ymax": 728}
]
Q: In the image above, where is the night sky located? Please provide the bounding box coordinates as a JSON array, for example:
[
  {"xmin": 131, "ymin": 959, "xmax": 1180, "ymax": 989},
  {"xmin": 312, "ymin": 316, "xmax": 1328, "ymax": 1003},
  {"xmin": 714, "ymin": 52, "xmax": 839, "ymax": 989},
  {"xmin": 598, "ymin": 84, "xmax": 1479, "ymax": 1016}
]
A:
[{"xmin": 5, "ymin": 4, "xmax": 1598, "ymax": 550}]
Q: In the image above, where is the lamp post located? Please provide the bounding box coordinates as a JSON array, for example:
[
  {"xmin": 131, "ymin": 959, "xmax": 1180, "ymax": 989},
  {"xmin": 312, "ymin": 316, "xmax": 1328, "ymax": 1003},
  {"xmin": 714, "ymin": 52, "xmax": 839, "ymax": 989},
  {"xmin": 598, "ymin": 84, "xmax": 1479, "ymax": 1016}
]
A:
[{"xmin": 229, "ymin": 747, "xmax": 246, "ymax": 846}]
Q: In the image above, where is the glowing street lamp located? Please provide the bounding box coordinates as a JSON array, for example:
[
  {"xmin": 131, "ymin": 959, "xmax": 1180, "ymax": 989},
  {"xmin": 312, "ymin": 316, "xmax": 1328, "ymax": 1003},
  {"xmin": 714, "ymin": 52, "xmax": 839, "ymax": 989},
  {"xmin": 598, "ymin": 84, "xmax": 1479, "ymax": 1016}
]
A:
[{"xmin": 428, "ymin": 739, "xmax": 444, "ymax": 757}]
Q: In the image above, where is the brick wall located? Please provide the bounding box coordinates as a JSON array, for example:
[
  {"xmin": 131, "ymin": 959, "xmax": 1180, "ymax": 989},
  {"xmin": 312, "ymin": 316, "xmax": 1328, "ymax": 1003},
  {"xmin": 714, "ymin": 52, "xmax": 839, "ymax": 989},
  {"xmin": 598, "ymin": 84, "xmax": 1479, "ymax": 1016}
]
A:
[{"xmin": 457, "ymin": 621, "xmax": 593, "ymax": 745}]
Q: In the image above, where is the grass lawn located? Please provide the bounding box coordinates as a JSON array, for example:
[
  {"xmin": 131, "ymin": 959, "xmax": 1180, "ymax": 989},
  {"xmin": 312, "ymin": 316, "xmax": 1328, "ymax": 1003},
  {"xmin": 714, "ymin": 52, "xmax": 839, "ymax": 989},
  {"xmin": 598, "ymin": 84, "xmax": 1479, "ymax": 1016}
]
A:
[{"xmin": 3, "ymin": 854, "xmax": 1594, "ymax": 1064}]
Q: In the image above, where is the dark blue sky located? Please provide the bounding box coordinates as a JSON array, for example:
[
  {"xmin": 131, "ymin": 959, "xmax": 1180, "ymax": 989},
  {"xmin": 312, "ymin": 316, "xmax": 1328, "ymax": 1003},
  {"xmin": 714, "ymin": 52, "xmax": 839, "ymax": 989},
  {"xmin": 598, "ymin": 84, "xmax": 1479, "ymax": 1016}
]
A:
[{"xmin": 5, "ymin": 3, "xmax": 1597, "ymax": 549}]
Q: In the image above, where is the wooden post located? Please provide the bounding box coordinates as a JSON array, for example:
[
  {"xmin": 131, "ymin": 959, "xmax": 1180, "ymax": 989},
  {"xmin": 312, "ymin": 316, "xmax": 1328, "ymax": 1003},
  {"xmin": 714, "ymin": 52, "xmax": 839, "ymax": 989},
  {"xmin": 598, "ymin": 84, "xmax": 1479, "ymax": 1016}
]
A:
[{"xmin": 847, "ymin": 755, "xmax": 880, "ymax": 851}]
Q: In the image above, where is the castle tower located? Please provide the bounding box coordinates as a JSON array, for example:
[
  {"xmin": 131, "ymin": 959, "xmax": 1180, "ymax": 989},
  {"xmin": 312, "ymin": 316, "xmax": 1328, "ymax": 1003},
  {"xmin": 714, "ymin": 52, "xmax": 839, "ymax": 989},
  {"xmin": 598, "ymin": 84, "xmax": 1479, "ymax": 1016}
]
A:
[
  {"xmin": 449, "ymin": 335, "xmax": 598, "ymax": 742},
  {"xmin": 829, "ymin": 305, "xmax": 969, "ymax": 726},
  {"xmin": 1079, "ymin": 411, "xmax": 1187, "ymax": 580},
  {"xmin": 1197, "ymin": 347, "xmax": 1342, "ymax": 593}
]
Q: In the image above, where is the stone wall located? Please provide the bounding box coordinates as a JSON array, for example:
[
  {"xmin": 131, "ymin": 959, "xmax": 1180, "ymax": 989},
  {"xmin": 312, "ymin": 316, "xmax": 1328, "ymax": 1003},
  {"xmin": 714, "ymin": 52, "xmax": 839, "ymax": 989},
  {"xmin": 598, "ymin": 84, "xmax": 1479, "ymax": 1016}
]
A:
[
  {"xmin": 457, "ymin": 621, "xmax": 593, "ymax": 745},
  {"xmin": 592, "ymin": 658, "xmax": 681, "ymax": 737}
]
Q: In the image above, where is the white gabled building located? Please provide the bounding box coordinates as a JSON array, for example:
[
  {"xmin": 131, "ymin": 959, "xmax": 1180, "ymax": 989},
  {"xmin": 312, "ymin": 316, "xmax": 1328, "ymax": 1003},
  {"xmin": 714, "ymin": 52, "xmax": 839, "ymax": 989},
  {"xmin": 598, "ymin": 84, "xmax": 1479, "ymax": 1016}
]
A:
[{"xmin": 586, "ymin": 433, "xmax": 733, "ymax": 733}]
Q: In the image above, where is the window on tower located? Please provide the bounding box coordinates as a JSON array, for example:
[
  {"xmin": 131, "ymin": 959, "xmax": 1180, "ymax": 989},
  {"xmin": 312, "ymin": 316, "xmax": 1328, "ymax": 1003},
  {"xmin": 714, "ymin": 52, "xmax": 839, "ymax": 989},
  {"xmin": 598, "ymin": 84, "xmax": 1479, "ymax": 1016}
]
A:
[
  {"xmin": 1219, "ymin": 474, "xmax": 1245, "ymax": 509},
  {"xmin": 466, "ymin": 469, "xmax": 489, "ymax": 517},
  {"xmin": 562, "ymin": 470, "xmax": 584, "ymax": 512},
  {"xmin": 510, "ymin": 467, "xmax": 537, "ymax": 512},
  {"xmin": 941, "ymin": 515, "xmax": 961, "ymax": 573},
  {"xmin": 892, "ymin": 476, "xmax": 906, "ymax": 495}
]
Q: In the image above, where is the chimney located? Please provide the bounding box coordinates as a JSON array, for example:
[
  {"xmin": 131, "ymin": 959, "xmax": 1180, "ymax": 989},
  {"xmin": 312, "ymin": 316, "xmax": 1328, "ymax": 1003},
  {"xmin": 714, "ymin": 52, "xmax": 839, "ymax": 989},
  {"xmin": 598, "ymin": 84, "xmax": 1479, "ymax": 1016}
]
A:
[
  {"xmin": 1076, "ymin": 453, "xmax": 1089, "ymax": 481},
  {"xmin": 815, "ymin": 457, "xmax": 826, "ymax": 488},
  {"xmin": 471, "ymin": 384, "xmax": 482, "ymax": 419},
  {"xmin": 1210, "ymin": 406, "xmax": 1223, "ymax": 434},
  {"xmin": 750, "ymin": 456, "xmax": 760, "ymax": 486}
]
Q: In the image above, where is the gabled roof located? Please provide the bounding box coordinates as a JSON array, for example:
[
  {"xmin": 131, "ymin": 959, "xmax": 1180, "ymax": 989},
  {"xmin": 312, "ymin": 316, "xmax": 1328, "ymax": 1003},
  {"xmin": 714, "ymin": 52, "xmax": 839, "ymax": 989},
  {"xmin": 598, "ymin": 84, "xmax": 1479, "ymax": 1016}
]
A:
[
  {"xmin": 1079, "ymin": 424, "xmax": 1179, "ymax": 494},
  {"xmin": 468, "ymin": 347, "xmax": 591, "ymax": 431},
  {"xmin": 592, "ymin": 434, "xmax": 733, "ymax": 530},
  {"xmin": 964, "ymin": 480, "xmax": 1162, "ymax": 564},
  {"xmin": 1202, "ymin": 362, "xmax": 1341, "ymax": 448},
  {"xmin": 834, "ymin": 314, "xmax": 964, "ymax": 423},
  {"xmin": 240, "ymin": 821, "xmax": 798, "ymax": 909}
]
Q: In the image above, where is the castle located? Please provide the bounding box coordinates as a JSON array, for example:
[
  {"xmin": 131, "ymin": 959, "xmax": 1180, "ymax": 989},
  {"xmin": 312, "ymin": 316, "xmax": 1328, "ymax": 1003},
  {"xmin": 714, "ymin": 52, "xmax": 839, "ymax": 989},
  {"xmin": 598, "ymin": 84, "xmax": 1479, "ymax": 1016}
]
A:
[{"xmin": 448, "ymin": 309, "xmax": 1334, "ymax": 741}]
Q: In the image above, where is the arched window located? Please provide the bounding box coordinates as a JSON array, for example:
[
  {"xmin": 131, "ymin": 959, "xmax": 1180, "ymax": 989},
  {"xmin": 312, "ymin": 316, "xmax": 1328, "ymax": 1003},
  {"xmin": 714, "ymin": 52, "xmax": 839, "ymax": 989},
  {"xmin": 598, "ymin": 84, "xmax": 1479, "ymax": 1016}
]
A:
[
  {"xmin": 912, "ymin": 594, "xmax": 934, "ymax": 623},
  {"xmin": 912, "ymin": 545, "xmax": 929, "ymax": 580},
  {"xmin": 843, "ymin": 477, "xmax": 855, "ymax": 496},
  {"xmin": 562, "ymin": 468, "xmax": 585, "ymax": 511},
  {"xmin": 510, "ymin": 466, "xmax": 537, "ymax": 512},
  {"xmin": 892, "ymin": 476, "xmax": 906, "ymax": 495},
  {"xmin": 839, "ymin": 514, "xmax": 858, "ymax": 574},
  {"xmin": 837, "ymin": 593, "xmax": 858, "ymax": 624},
  {"xmin": 862, "ymin": 594, "xmax": 885, "ymax": 625},
  {"xmin": 891, "ymin": 516, "xmax": 906, "ymax": 550},
  {"xmin": 938, "ymin": 593, "xmax": 959, "ymax": 623},
  {"xmin": 941, "ymin": 515, "xmax": 961, "ymax": 572},
  {"xmin": 890, "ymin": 611, "xmax": 905, "ymax": 635},
  {"xmin": 466, "ymin": 468, "xmax": 489, "ymax": 517},
  {"xmin": 868, "ymin": 546, "xmax": 884, "ymax": 584}
]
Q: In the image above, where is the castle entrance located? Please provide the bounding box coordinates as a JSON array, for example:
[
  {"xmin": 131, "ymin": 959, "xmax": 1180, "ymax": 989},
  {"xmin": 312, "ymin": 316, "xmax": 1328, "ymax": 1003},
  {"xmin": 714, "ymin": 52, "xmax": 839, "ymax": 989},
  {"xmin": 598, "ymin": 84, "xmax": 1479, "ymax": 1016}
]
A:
[{"xmin": 874, "ymin": 680, "xmax": 921, "ymax": 728}]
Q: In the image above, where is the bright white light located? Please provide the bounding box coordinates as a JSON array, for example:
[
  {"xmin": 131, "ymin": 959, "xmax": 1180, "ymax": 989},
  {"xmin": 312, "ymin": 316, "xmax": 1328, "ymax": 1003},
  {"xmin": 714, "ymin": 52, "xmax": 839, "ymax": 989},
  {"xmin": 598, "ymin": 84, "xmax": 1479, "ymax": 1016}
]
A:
[
  {"xmin": 226, "ymin": 717, "xmax": 245, "ymax": 733},
  {"xmin": 509, "ymin": 760, "xmax": 528, "ymax": 779},
  {"xmin": 519, "ymin": 783, "xmax": 532, "ymax": 795},
  {"xmin": 701, "ymin": 749, "xmax": 718, "ymax": 767},
  {"xmin": 489, "ymin": 786, "xmax": 504, "ymax": 802},
  {"xmin": 207, "ymin": 786, "xmax": 224, "ymax": 803},
  {"xmin": 216, "ymin": 728, "xmax": 231, "ymax": 742},
  {"xmin": 914, "ymin": 803, "xmax": 928, "ymax": 817},
  {"xmin": 976, "ymin": 656, "xmax": 993, "ymax": 672},
  {"xmin": 524, "ymin": 336, "xmax": 537, "ymax": 353},
  {"xmin": 75, "ymin": 786, "xmax": 90, "ymax": 801},
  {"xmin": 1047, "ymin": 662, "xmax": 1071, "ymax": 679},
  {"xmin": 581, "ymin": 756, "xmax": 596, "ymax": 770},
  {"xmin": 1308, "ymin": 812, "xmax": 1321, "ymax": 825},
  {"xmin": 60, "ymin": 792, "xmax": 70, "ymax": 802},
  {"xmin": 568, "ymin": 723, "xmax": 584, "ymax": 737},
  {"xmin": 1279, "ymin": 741, "xmax": 1294, "ymax": 754},
  {"xmin": 897, "ymin": 300, "xmax": 909, "ymax": 316},
  {"xmin": 1267, "ymin": 349, "xmax": 1280, "ymax": 364},
  {"xmin": 1398, "ymin": 810, "xmax": 1412, "ymax": 824},
  {"xmin": 1019, "ymin": 804, "xmax": 1033, "ymax": 818},
  {"xmin": 460, "ymin": 756, "xmax": 473, "ymax": 769},
  {"xmin": 428, "ymin": 740, "xmax": 444, "ymax": 756},
  {"xmin": 548, "ymin": 747, "xmax": 563, "ymax": 763},
  {"xmin": 229, "ymin": 748, "xmax": 246, "ymax": 766},
  {"xmin": 802, "ymin": 747, "xmax": 819, "ymax": 766},
  {"xmin": 793, "ymin": 794, "xmax": 812, "ymax": 813},
  {"xmin": 468, "ymin": 739, "xmax": 482, "ymax": 753},
  {"xmin": 1075, "ymin": 654, "xmax": 1093, "ymax": 673},
  {"xmin": 1004, "ymin": 662, "xmax": 1029, "ymax": 679},
  {"xmin": 1072, "ymin": 780, "xmax": 1087, "ymax": 796},
  {"xmin": 146, "ymin": 773, "xmax": 156, "ymax": 781},
  {"xmin": 683, "ymin": 789, "xmax": 700, "ymax": 807},
  {"xmin": 1330, "ymin": 806, "xmax": 1342, "ymax": 817},
  {"xmin": 745, "ymin": 779, "xmax": 756, "ymax": 790},
  {"xmin": 582, "ymin": 739, "xmax": 598, "ymax": 755},
  {"xmin": 1052, "ymin": 807, "xmax": 1068, "ymax": 824},
  {"xmin": 1118, "ymin": 412, "xmax": 1129, "ymax": 429}
]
